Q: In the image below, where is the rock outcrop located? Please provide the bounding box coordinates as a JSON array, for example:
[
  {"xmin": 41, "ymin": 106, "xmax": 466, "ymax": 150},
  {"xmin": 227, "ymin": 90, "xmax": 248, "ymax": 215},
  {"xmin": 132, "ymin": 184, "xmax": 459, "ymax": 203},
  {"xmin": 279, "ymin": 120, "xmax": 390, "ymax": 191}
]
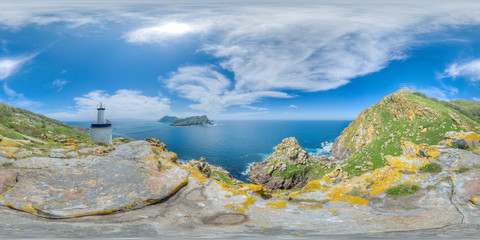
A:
[
  {"xmin": 249, "ymin": 137, "xmax": 331, "ymax": 190},
  {"xmin": 330, "ymin": 88, "xmax": 480, "ymax": 176},
  {"xmin": 0, "ymin": 140, "xmax": 188, "ymax": 218},
  {"xmin": 185, "ymin": 157, "xmax": 242, "ymax": 185}
]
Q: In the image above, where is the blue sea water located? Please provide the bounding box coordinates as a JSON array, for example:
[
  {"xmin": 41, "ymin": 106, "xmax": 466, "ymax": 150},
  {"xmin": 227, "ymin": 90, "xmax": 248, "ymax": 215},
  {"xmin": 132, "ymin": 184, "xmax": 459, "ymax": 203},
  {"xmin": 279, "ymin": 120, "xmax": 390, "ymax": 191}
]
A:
[{"xmin": 71, "ymin": 120, "xmax": 351, "ymax": 182}]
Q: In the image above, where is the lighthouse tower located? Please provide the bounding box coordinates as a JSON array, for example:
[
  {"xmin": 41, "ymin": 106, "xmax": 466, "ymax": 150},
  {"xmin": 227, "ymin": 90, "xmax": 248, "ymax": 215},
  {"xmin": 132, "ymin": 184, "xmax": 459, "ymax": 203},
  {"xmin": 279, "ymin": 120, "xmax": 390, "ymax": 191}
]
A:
[{"xmin": 90, "ymin": 103, "xmax": 112, "ymax": 144}]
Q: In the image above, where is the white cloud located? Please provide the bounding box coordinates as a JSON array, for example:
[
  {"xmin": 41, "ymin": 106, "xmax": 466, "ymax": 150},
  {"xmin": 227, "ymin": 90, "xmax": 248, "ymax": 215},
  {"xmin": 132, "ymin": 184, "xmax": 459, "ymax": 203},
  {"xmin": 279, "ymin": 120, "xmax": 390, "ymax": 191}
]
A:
[
  {"xmin": 3, "ymin": 1, "xmax": 480, "ymax": 113},
  {"xmin": 444, "ymin": 60, "xmax": 480, "ymax": 82},
  {"xmin": 473, "ymin": 97, "xmax": 480, "ymax": 102},
  {"xmin": 288, "ymin": 105, "xmax": 298, "ymax": 109},
  {"xmin": 50, "ymin": 79, "xmax": 68, "ymax": 91},
  {"xmin": 46, "ymin": 89, "xmax": 171, "ymax": 121},
  {"xmin": 0, "ymin": 56, "xmax": 31, "ymax": 80},
  {"xmin": 165, "ymin": 66, "xmax": 290, "ymax": 113},
  {"xmin": 0, "ymin": 55, "xmax": 40, "ymax": 107},
  {"xmin": 125, "ymin": 22, "xmax": 197, "ymax": 43},
  {"xmin": 123, "ymin": 1, "xmax": 480, "ymax": 112}
]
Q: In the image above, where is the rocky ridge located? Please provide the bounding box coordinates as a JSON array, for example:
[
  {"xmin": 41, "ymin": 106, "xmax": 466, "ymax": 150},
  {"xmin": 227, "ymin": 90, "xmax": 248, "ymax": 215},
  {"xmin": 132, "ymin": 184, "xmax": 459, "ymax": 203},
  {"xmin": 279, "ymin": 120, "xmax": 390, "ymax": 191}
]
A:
[{"xmin": 331, "ymin": 88, "xmax": 480, "ymax": 176}]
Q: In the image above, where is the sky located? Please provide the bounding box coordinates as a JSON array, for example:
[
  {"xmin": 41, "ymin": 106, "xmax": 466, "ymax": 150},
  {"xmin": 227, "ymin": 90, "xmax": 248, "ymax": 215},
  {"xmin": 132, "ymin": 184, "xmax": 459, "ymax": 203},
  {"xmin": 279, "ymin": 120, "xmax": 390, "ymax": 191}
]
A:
[{"xmin": 0, "ymin": 0, "xmax": 479, "ymax": 121}]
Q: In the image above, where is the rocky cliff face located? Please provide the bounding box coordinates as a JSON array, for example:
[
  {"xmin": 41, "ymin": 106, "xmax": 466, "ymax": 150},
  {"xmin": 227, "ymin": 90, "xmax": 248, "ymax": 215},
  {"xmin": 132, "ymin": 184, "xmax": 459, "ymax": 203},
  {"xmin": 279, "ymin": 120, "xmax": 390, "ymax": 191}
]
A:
[
  {"xmin": 249, "ymin": 137, "xmax": 332, "ymax": 190},
  {"xmin": 331, "ymin": 87, "xmax": 480, "ymax": 176}
]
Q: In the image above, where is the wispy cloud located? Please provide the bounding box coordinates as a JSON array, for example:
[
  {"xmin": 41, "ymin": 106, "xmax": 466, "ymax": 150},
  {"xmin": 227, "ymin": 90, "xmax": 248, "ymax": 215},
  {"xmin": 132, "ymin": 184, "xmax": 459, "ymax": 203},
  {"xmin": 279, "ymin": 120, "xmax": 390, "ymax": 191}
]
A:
[
  {"xmin": 50, "ymin": 79, "xmax": 68, "ymax": 91},
  {"xmin": 444, "ymin": 59, "xmax": 480, "ymax": 82},
  {"xmin": 408, "ymin": 85, "xmax": 458, "ymax": 101},
  {"xmin": 46, "ymin": 89, "xmax": 171, "ymax": 121},
  {"xmin": 288, "ymin": 105, "xmax": 298, "ymax": 109},
  {"xmin": 0, "ymin": 55, "xmax": 32, "ymax": 80},
  {"xmin": 125, "ymin": 22, "xmax": 198, "ymax": 43},
  {"xmin": 124, "ymin": 1, "xmax": 480, "ymax": 113},
  {"xmin": 0, "ymin": 55, "xmax": 41, "ymax": 107},
  {"xmin": 3, "ymin": 1, "xmax": 480, "ymax": 114},
  {"xmin": 165, "ymin": 66, "xmax": 290, "ymax": 113},
  {"xmin": 473, "ymin": 97, "xmax": 480, "ymax": 102}
]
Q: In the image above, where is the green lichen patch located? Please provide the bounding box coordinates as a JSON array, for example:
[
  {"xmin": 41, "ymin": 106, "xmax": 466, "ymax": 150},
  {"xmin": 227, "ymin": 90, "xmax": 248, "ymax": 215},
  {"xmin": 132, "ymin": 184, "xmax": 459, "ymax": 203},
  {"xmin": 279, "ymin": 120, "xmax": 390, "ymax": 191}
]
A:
[
  {"xmin": 419, "ymin": 163, "xmax": 442, "ymax": 174},
  {"xmin": 386, "ymin": 184, "xmax": 420, "ymax": 196}
]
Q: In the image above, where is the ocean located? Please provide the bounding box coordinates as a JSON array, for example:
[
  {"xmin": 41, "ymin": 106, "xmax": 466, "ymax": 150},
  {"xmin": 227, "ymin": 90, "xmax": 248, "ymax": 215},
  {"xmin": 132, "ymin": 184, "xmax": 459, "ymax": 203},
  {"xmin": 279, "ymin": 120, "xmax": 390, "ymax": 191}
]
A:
[{"xmin": 71, "ymin": 120, "xmax": 351, "ymax": 182}]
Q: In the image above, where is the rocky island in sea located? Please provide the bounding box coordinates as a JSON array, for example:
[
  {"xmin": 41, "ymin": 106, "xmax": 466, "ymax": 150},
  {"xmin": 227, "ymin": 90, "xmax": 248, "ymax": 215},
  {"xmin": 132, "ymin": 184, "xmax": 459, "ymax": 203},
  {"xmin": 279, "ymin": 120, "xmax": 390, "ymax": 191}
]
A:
[
  {"xmin": 1, "ymin": 88, "xmax": 480, "ymax": 238},
  {"xmin": 159, "ymin": 115, "xmax": 214, "ymax": 127}
]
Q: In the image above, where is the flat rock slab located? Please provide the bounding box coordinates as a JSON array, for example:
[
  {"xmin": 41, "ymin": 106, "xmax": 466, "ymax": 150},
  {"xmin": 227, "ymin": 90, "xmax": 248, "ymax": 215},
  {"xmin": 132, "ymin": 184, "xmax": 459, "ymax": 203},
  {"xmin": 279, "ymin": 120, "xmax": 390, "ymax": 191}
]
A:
[{"xmin": 0, "ymin": 141, "xmax": 188, "ymax": 218}]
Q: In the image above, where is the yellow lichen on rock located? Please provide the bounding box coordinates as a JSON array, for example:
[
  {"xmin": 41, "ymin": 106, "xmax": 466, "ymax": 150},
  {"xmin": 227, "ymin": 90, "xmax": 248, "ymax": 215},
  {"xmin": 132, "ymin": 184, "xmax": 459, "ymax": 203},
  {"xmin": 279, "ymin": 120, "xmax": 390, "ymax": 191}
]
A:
[
  {"xmin": 219, "ymin": 182, "xmax": 264, "ymax": 213},
  {"xmin": 472, "ymin": 196, "xmax": 480, "ymax": 205},
  {"xmin": 0, "ymin": 136, "xmax": 30, "ymax": 147},
  {"xmin": 289, "ymin": 179, "xmax": 330, "ymax": 198},
  {"xmin": 455, "ymin": 132, "xmax": 480, "ymax": 147},
  {"xmin": 265, "ymin": 200, "xmax": 287, "ymax": 209},
  {"xmin": 474, "ymin": 148, "xmax": 480, "ymax": 155},
  {"xmin": 297, "ymin": 205, "xmax": 322, "ymax": 210},
  {"xmin": 181, "ymin": 165, "xmax": 208, "ymax": 183}
]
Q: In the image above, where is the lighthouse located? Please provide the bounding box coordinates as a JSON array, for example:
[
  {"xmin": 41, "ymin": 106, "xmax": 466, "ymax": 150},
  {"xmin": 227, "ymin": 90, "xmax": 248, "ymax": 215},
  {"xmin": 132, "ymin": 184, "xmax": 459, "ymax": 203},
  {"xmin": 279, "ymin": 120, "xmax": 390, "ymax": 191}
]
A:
[{"xmin": 90, "ymin": 103, "xmax": 112, "ymax": 144}]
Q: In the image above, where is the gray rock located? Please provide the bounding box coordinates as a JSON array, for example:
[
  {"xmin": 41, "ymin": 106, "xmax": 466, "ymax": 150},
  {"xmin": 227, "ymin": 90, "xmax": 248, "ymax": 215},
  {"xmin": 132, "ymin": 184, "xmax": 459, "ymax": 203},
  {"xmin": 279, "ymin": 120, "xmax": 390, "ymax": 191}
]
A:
[
  {"xmin": 0, "ymin": 170, "xmax": 18, "ymax": 193},
  {"xmin": 452, "ymin": 139, "xmax": 469, "ymax": 149},
  {"xmin": 0, "ymin": 141, "xmax": 189, "ymax": 218}
]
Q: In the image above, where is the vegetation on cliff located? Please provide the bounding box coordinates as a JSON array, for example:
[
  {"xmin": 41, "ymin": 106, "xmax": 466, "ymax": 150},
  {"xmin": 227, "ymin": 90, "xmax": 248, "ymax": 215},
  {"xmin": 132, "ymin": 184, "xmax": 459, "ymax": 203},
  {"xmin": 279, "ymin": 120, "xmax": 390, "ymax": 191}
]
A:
[
  {"xmin": 185, "ymin": 157, "xmax": 242, "ymax": 185},
  {"xmin": 170, "ymin": 115, "xmax": 213, "ymax": 127},
  {"xmin": 249, "ymin": 137, "xmax": 335, "ymax": 190},
  {"xmin": 0, "ymin": 102, "xmax": 89, "ymax": 142},
  {"xmin": 331, "ymin": 88, "xmax": 480, "ymax": 177}
]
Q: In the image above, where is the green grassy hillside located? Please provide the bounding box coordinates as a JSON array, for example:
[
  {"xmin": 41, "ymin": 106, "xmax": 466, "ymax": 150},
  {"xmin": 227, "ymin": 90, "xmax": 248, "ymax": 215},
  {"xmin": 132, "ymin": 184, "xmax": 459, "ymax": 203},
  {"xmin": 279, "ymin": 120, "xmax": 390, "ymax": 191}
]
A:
[
  {"xmin": 331, "ymin": 88, "xmax": 480, "ymax": 177},
  {"xmin": 0, "ymin": 102, "xmax": 89, "ymax": 141}
]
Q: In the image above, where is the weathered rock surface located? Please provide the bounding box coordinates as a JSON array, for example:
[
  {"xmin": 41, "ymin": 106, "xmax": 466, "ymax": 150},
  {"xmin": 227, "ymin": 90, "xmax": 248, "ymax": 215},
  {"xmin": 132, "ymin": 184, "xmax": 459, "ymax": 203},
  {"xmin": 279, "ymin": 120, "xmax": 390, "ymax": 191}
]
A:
[
  {"xmin": 249, "ymin": 137, "xmax": 330, "ymax": 190},
  {"xmin": 0, "ymin": 140, "xmax": 188, "ymax": 218},
  {"xmin": 0, "ymin": 170, "xmax": 17, "ymax": 193}
]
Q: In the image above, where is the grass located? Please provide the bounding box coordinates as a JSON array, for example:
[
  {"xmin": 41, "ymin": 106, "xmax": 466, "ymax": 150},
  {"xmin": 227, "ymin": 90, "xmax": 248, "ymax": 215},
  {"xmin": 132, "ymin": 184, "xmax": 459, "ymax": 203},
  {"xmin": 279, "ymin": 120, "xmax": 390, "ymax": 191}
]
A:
[
  {"xmin": 1, "ymin": 162, "xmax": 13, "ymax": 167},
  {"xmin": 386, "ymin": 184, "xmax": 420, "ymax": 196},
  {"xmin": 272, "ymin": 162, "xmax": 336, "ymax": 181},
  {"xmin": 455, "ymin": 167, "xmax": 471, "ymax": 173},
  {"xmin": 289, "ymin": 198, "xmax": 330, "ymax": 205},
  {"xmin": 346, "ymin": 188, "xmax": 369, "ymax": 198},
  {"xmin": 419, "ymin": 162, "xmax": 443, "ymax": 174},
  {"xmin": 211, "ymin": 170, "xmax": 235, "ymax": 185},
  {"xmin": 338, "ymin": 90, "xmax": 480, "ymax": 177}
]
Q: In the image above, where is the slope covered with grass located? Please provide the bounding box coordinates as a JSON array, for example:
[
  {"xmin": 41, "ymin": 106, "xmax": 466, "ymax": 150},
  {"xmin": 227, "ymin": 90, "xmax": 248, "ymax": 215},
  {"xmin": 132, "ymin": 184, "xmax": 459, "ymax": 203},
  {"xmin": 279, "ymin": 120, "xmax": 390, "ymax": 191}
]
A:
[
  {"xmin": 331, "ymin": 88, "xmax": 480, "ymax": 177},
  {"xmin": 0, "ymin": 102, "xmax": 89, "ymax": 141}
]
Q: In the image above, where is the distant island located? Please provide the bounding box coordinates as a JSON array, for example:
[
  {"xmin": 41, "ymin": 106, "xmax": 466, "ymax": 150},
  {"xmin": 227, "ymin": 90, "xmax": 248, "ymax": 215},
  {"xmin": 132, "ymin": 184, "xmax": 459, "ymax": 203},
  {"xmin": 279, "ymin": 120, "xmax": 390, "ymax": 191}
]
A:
[
  {"xmin": 158, "ymin": 116, "xmax": 179, "ymax": 123},
  {"xmin": 159, "ymin": 115, "xmax": 213, "ymax": 127}
]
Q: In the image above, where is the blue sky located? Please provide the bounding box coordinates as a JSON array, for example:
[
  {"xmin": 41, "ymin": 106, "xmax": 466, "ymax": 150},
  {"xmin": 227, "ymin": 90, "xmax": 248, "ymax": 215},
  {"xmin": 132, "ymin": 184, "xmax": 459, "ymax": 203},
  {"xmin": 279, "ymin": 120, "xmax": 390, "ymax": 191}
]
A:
[{"xmin": 0, "ymin": 1, "xmax": 479, "ymax": 121}]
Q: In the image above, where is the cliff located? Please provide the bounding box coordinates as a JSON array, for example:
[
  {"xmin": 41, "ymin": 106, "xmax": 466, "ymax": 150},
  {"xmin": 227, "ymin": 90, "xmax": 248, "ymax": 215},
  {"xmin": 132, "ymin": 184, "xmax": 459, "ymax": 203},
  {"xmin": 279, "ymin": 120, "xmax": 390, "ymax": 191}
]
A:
[
  {"xmin": 330, "ymin": 88, "xmax": 480, "ymax": 176},
  {"xmin": 170, "ymin": 115, "xmax": 213, "ymax": 127},
  {"xmin": 249, "ymin": 137, "xmax": 334, "ymax": 190}
]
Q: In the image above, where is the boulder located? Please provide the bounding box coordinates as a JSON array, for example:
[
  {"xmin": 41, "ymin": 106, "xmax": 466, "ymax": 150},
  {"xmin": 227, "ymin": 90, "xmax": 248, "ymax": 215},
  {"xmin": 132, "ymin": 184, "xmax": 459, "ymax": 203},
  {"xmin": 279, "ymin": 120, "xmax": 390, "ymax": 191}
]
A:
[
  {"xmin": 452, "ymin": 139, "xmax": 469, "ymax": 149},
  {"xmin": 0, "ymin": 141, "xmax": 189, "ymax": 218}
]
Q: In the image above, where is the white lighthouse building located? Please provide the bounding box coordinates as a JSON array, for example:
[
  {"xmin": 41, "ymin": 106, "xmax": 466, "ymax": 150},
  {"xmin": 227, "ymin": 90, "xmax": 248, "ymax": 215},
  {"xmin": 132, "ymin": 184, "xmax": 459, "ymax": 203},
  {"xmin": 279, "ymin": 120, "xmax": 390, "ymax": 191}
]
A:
[{"xmin": 90, "ymin": 103, "xmax": 112, "ymax": 144}]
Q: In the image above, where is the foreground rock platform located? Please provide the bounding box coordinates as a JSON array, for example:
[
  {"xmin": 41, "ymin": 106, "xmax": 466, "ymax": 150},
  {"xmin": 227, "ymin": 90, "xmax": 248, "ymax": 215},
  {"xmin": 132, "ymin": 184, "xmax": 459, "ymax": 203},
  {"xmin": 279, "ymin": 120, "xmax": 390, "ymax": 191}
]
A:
[
  {"xmin": 0, "ymin": 141, "xmax": 188, "ymax": 218},
  {"xmin": 1, "ymin": 136, "xmax": 480, "ymax": 238}
]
